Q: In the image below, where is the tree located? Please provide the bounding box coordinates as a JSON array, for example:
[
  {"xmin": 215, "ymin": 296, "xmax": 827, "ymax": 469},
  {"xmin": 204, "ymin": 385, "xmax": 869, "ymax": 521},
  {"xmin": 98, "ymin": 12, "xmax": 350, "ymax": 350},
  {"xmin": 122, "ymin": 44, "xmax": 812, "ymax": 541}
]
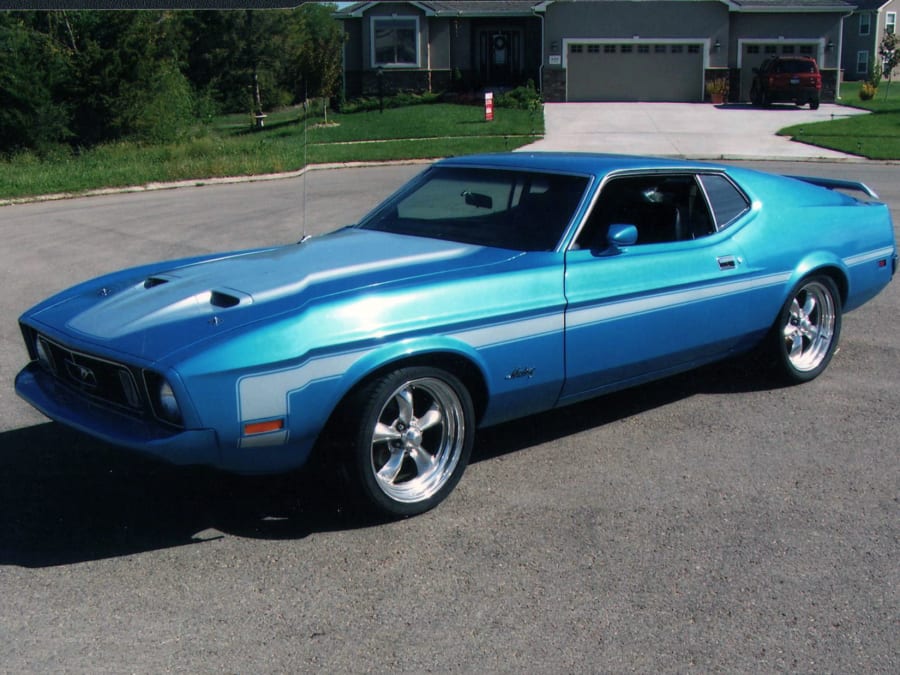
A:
[
  {"xmin": 0, "ymin": 14, "xmax": 73, "ymax": 152},
  {"xmin": 283, "ymin": 3, "xmax": 344, "ymax": 103},
  {"xmin": 0, "ymin": 7, "xmax": 348, "ymax": 151},
  {"xmin": 880, "ymin": 31, "xmax": 899, "ymax": 99}
]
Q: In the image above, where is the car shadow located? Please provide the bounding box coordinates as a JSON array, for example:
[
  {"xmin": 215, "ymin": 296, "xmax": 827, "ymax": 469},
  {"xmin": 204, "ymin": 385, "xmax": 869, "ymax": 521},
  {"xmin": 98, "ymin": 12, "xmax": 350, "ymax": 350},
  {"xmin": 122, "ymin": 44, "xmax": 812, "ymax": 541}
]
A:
[{"xmin": 0, "ymin": 354, "xmax": 777, "ymax": 567}]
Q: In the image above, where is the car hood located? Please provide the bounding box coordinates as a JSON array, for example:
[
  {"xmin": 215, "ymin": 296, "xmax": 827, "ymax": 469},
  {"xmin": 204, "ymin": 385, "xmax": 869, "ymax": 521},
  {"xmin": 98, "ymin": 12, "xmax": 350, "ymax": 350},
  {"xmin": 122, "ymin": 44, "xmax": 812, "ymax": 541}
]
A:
[{"xmin": 27, "ymin": 228, "xmax": 519, "ymax": 361}]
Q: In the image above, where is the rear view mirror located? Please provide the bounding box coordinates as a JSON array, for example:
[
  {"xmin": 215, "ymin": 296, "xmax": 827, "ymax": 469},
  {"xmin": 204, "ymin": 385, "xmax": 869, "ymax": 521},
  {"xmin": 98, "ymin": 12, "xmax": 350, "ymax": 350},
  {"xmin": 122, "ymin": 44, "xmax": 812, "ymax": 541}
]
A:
[{"xmin": 462, "ymin": 190, "xmax": 493, "ymax": 209}]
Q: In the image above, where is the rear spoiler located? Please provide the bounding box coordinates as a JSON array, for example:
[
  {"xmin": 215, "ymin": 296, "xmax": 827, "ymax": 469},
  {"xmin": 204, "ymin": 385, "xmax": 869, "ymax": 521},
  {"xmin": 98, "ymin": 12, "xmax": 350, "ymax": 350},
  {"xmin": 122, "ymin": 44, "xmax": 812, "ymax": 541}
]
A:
[{"xmin": 786, "ymin": 175, "xmax": 879, "ymax": 200}]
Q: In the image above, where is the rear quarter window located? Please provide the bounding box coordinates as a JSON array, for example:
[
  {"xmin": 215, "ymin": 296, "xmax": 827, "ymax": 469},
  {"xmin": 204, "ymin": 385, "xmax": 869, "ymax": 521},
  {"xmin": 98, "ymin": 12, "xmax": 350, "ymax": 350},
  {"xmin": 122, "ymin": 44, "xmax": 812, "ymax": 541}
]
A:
[{"xmin": 698, "ymin": 174, "xmax": 750, "ymax": 230}]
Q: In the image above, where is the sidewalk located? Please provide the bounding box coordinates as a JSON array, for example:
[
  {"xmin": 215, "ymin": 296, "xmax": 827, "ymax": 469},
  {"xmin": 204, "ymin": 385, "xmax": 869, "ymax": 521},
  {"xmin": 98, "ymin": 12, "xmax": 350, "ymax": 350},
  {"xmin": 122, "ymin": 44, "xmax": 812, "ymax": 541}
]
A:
[{"xmin": 520, "ymin": 102, "xmax": 868, "ymax": 161}]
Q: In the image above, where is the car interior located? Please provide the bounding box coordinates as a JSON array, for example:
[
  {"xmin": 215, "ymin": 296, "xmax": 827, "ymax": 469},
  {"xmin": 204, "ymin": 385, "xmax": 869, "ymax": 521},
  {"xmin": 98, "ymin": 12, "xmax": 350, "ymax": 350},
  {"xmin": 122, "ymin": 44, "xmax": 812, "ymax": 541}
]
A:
[{"xmin": 573, "ymin": 174, "xmax": 716, "ymax": 251}]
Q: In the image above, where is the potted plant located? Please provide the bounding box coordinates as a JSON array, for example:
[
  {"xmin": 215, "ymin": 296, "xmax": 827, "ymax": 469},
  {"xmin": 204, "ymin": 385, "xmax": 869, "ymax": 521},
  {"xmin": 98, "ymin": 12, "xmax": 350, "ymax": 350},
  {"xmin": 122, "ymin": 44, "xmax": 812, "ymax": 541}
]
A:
[{"xmin": 705, "ymin": 77, "xmax": 729, "ymax": 104}]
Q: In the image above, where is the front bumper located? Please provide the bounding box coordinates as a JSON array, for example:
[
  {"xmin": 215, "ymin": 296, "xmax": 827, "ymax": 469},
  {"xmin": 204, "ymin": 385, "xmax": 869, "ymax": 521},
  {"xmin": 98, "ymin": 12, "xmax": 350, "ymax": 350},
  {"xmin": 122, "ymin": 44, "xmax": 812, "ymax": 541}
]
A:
[{"xmin": 15, "ymin": 362, "xmax": 220, "ymax": 467}]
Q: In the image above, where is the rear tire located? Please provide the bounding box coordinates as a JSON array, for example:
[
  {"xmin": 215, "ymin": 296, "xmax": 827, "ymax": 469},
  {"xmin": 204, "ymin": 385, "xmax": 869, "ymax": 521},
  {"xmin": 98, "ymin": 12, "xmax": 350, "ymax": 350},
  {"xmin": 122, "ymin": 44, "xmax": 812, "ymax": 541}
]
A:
[
  {"xmin": 339, "ymin": 367, "xmax": 474, "ymax": 517},
  {"xmin": 809, "ymin": 97, "xmax": 820, "ymax": 110},
  {"xmin": 750, "ymin": 86, "xmax": 762, "ymax": 107},
  {"xmin": 770, "ymin": 275, "xmax": 841, "ymax": 384}
]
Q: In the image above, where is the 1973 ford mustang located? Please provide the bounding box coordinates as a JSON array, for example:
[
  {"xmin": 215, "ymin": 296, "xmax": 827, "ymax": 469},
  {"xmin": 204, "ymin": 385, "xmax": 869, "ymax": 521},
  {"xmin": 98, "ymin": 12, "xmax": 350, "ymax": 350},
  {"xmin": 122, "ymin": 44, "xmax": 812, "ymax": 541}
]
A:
[{"xmin": 15, "ymin": 153, "xmax": 897, "ymax": 516}]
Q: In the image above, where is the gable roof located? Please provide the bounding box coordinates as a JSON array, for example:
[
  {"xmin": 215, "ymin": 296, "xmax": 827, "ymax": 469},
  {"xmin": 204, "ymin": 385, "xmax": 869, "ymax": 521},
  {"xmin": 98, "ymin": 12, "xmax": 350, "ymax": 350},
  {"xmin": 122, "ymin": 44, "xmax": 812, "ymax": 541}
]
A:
[
  {"xmin": 848, "ymin": 0, "xmax": 893, "ymax": 10},
  {"xmin": 721, "ymin": 0, "xmax": 855, "ymax": 11}
]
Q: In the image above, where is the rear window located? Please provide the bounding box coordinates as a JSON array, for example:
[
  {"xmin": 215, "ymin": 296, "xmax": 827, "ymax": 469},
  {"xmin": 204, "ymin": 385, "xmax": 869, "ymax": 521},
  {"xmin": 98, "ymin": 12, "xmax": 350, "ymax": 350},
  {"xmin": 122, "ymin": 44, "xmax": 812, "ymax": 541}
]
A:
[
  {"xmin": 777, "ymin": 59, "xmax": 817, "ymax": 74},
  {"xmin": 698, "ymin": 174, "xmax": 750, "ymax": 230}
]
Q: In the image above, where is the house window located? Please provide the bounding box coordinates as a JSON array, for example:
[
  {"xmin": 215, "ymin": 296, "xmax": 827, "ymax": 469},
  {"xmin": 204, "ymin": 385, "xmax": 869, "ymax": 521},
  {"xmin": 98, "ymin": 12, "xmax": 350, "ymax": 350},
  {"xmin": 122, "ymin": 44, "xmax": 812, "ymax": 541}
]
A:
[
  {"xmin": 857, "ymin": 50, "xmax": 869, "ymax": 75},
  {"xmin": 587, "ymin": 44, "xmax": 600, "ymax": 54},
  {"xmin": 782, "ymin": 45, "xmax": 795, "ymax": 55},
  {"xmin": 654, "ymin": 45, "xmax": 666, "ymax": 54},
  {"xmin": 604, "ymin": 44, "xmax": 616, "ymax": 53},
  {"xmin": 671, "ymin": 45, "xmax": 684, "ymax": 54},
  {"xmin": 859, "ymin": 13, "xmax": 871, "ymax": 36},
  {"xmin": 620, "ymin": 44, "xmax": 633, "ymax": 53},
  {"xmin": 638, "ymin": 44, "xmax": 650, "ymax": 54},
  {"xmin": 800, "ymin": 45, "xmax": 814, "ymax": 55},
  {"xmin": 372, "ymin": 16, "xmax": 418, "ymax": 67},
  {"xmin": 887, "ymin": 12, "xmax": 896, "ymax": 34},
  {"xmin": 570, "ymin": 44, "xmax": 583, "ymax": 53},
  {"xmin": 747, "ymin": 45, "xmax": 760, "ymax": 54},
  {"xmin": 688, "ymin": 44, "xmax": 700, "ymax": 54}
]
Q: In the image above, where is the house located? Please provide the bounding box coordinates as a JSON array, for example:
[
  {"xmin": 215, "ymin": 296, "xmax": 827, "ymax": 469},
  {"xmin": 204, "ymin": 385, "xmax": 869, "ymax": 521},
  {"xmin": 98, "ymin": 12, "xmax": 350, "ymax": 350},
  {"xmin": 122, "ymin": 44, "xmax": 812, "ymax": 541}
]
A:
[
  {"xmin": 841, "ymin": 0, "xmax": 899, "ymax": 81},
  {"xmin": 335, "ymin": 0, "xmax": 855, "ymax": 103},
  {"xmin": 336, "ymin": 1, "xmax": 544, "ymax": 98}
]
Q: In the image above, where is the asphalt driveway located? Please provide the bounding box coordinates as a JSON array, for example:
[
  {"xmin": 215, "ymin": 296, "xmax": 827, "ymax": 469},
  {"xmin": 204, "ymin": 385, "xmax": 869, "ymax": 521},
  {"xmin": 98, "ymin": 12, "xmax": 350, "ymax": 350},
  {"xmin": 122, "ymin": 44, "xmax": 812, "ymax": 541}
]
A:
[{"xmin": 522, "ymin": 102, "xmax": 869, "ymax": 160}]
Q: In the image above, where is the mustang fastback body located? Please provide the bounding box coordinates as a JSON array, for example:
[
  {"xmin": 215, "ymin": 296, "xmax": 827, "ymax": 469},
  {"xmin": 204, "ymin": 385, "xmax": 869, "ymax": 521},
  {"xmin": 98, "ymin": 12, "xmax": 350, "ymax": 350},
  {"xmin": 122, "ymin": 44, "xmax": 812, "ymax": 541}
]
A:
[{"xmin": 16, "ymin": 153, "xmax": 896, "ymax": 515}]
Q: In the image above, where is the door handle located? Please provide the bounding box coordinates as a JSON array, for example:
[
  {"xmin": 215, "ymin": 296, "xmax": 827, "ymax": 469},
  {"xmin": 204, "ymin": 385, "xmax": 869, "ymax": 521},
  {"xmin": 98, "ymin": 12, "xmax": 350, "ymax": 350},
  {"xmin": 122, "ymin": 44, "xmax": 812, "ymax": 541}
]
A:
[{"xmin": 717, "ymin": 255, "xmax": 739, "ymax": 270}]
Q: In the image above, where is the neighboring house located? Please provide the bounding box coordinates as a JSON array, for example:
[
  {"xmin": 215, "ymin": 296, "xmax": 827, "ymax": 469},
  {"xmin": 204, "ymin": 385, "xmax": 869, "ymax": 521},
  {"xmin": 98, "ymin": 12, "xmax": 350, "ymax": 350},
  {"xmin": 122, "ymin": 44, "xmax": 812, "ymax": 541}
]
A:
[
  {"xmin": 335, "ymin": 0, "xmax": 855, "ymax": 103},
  {"xmin": 336, "ymin": 1, "xmax": 544, "ymax": 98},
  {"xmin": 842, "ymin": 0, "xmax": 899, "ymax": 81}
]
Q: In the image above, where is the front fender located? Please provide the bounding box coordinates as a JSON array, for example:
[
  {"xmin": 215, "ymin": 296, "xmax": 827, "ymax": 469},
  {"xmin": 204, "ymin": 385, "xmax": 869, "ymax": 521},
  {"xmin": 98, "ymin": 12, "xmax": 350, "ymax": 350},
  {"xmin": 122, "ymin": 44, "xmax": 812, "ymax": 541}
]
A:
[{"xmin": 336, "ymin": 335, "xmax": 493, "ymax": 409}]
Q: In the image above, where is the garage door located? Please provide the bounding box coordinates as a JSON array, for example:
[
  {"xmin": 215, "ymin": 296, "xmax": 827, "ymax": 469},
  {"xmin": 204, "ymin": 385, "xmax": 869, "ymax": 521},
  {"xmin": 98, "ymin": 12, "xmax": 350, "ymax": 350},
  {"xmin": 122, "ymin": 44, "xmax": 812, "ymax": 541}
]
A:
[
  {"xmin": 739, "ymin": 43, "xmax": 818, "ymax": 101},
  {"xmin": 567, "ymin": 42, "xmax": 704, "ymax": 102}
]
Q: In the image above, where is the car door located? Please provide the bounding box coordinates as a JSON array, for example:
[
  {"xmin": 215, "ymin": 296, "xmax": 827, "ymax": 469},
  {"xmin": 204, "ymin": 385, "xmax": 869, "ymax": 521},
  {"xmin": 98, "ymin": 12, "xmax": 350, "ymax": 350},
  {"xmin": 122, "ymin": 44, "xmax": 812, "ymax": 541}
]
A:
[{"xmin": 560, "ymin": 171, "xmax": 756, "ymax": 403}]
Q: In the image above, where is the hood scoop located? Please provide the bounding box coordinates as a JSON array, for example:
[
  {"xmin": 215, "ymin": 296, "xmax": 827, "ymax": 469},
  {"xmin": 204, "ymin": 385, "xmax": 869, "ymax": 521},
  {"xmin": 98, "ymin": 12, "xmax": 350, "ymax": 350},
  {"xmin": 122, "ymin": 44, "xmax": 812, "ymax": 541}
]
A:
[
  {"xmin": 144, "ymin": 276, "xmax": 169, "ymax": 289},
  {"xmin": 67, "ymin": 274, "xmax": 252, "ymax": 339},
  {"xmin": 145, "ymin": 275, "xmax": 240, "ymax": 308},
  {"xmin": 210, "ymin": 291, "xmax": 241, "ymax": 308}
]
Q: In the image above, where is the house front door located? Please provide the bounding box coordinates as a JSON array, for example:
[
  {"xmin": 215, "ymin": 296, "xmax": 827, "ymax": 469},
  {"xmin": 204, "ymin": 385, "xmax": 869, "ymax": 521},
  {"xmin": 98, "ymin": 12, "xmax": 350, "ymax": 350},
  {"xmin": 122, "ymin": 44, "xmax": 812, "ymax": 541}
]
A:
[{"xmin": 479, "ymin": 29, "xmax": 521, "ymax": 86}]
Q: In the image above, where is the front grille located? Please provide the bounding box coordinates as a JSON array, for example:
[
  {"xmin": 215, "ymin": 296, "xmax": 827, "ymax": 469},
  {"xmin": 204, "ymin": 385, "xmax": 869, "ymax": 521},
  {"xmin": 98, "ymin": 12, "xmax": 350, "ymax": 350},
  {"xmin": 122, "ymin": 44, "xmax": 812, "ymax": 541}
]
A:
[{"xmin": 36, "ymin": 334, "xmax": 145, "ymax": 414}]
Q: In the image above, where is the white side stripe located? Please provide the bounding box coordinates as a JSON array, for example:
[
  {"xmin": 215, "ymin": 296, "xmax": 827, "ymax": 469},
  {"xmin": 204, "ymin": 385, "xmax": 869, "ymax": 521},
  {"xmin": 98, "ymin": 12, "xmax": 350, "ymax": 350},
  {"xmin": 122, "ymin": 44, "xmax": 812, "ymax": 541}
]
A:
[
  {"xmin": 844, "ymin": 247, "xmax": 894, "ymax": 267},
  {"xmin": 451, "ymin": 314, "xmax": 563, "ymax": 349},
  {"xmin": 234, "ymin": 250, "xmax": 895, "ymax": 428},
  {"xmin": 238, "ymin": 351, "xmax": 360, "ymax": 422},
  {"xmin": 567, "ymin": 272, "xmax": 791, "ymax": 329}
]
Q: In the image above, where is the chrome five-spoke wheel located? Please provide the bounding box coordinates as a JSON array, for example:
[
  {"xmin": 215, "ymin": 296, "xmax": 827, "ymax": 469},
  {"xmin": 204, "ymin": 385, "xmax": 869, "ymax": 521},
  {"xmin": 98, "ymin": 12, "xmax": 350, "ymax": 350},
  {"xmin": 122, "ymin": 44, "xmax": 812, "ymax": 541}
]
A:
[
  {"xmin": 343, "ymin": 367, "xmax": 474, "ymax": 517},
  {"xmin": 774, "ymin": 275, "xmax": 842, "ymax": 383}
]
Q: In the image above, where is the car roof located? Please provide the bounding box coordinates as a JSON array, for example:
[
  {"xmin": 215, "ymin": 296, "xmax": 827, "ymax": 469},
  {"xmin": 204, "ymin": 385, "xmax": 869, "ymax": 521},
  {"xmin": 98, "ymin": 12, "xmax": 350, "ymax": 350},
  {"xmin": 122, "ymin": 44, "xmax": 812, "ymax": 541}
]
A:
[{"xmin": 436, "ymin": 152, "xmax": 727, "ymax": 178}]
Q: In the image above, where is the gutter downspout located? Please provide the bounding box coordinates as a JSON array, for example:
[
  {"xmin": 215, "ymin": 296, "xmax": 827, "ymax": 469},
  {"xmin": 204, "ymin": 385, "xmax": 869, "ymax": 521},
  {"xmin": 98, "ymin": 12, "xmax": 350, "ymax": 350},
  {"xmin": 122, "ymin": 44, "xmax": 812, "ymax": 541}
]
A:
[
  {"xmin": 533, "ymin": 7, "xmax": 545, "ymax": 95},
  {"xmin": 836, "ymin": 7, "xmax": 853, "ymax": 101}
]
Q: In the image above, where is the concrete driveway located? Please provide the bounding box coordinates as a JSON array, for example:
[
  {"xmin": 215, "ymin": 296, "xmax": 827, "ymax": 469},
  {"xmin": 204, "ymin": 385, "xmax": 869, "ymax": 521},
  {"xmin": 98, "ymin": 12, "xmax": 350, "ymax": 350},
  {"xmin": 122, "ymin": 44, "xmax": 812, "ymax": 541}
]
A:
[{"xmin": 521, "ymin": 102, "xmax": 868, "ymax": 161}]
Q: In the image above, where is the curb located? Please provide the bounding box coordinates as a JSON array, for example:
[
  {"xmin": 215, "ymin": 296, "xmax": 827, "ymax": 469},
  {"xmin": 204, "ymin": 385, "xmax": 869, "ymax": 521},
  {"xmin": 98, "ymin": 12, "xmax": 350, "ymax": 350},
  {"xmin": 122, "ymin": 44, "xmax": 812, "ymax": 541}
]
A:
[{"xmin": 0, "ymin": 159, "xmax": 435, "ymax": 208}]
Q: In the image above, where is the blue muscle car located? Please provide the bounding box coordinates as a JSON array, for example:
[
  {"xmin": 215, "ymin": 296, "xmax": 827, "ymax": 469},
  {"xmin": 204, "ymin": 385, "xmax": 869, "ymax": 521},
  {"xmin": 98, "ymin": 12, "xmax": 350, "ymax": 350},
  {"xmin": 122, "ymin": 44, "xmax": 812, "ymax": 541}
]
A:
[{"xmin": 15, "ymin": 153, "xmax": 897, "ymax": 516}]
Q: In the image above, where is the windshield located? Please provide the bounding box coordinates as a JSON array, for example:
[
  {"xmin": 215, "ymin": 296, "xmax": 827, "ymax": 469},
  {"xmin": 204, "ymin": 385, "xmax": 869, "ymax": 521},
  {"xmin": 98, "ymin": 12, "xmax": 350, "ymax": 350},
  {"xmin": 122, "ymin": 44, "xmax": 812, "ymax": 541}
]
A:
[{"xmin": 359, "ymin": 166, "xmax": 590, "ymax": 251}]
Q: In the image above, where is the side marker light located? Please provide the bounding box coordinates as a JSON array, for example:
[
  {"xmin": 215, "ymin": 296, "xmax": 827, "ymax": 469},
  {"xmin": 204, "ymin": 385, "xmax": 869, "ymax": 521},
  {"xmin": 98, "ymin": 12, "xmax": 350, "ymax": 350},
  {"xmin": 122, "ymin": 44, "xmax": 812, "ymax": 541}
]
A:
[{"xmin": 244, "ymin": 419, "xmax": 285, "ymax": 436}]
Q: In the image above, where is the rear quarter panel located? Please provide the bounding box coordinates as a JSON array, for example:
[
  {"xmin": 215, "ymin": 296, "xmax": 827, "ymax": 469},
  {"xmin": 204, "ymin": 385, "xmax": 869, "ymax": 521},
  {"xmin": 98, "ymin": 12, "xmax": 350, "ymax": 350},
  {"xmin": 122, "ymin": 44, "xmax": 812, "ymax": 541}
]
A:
[{"xmin": 727, "ymin": 169, "xmax": 896, "ymax": 314}]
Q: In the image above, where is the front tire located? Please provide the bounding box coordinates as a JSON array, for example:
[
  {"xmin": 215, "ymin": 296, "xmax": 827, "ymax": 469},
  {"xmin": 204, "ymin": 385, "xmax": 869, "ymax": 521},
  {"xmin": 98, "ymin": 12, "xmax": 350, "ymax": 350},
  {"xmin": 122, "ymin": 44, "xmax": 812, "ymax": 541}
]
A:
[
  {"xmin": 341, "ymin": 367, "xmax": 474, "ymax": 517},
  {"xmin": 771, "ymin": 275, "xmax": 841, "ymax": 383}
]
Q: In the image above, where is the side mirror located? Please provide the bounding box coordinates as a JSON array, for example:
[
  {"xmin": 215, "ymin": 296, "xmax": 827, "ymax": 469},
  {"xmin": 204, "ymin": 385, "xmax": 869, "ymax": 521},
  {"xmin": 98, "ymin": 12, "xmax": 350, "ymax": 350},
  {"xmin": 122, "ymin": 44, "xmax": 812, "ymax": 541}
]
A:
[{"xmin": 607, "ymin": 223, "xmax": 638, "ymax": 249}]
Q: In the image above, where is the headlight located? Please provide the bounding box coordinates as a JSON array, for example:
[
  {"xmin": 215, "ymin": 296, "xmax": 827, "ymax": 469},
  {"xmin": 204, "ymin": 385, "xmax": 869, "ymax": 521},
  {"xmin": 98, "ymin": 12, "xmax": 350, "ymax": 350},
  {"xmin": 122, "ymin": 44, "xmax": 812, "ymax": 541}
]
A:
[
  {"xmin": 144, "ymin": 371, "xmax": 183, "ymax": 426},
  {"xmin": 157, "ymin": 379, "xmax": 182, "ymax": 425},
  {"xmin": 35, "ymin": 336, "xmax": 55, "ymax": 373}
]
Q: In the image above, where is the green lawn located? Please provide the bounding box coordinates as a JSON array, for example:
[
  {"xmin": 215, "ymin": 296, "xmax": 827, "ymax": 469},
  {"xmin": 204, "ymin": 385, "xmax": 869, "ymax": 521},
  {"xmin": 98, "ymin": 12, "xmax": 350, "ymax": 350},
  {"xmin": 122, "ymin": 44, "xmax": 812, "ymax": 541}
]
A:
[
  {"xmin": 779, "ymin": 81, "xmax": 900, "ymax": 159},
  {"xmin": 0, "ymin": 103, "xmax": 543, "ymax": 201}
]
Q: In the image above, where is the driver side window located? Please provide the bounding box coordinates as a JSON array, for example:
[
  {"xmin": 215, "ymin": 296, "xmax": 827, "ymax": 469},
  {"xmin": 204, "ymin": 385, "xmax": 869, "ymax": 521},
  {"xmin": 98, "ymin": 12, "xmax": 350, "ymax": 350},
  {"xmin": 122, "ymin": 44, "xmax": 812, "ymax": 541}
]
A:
[{"xmin": 575, "ymin": 174, "xmax": 715, "ymax": 250}]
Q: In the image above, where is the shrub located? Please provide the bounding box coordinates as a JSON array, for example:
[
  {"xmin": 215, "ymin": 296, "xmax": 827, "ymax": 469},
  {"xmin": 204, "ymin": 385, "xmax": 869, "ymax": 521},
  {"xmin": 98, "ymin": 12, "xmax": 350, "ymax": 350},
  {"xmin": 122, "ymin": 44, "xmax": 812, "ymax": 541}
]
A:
[
  {"xmin": 495, "ymin": 81, "xmax": 542, "ymax": 111},
  {"xmin": 117, "ymin": 62, "xmax": 196, "ymax": 144},
  {"xmin": 859, "ymin": 82, "xmax": 877, "ymax": 101},
  {"xmin": 339, "ymin": 91, "xmax": 442, "ymax": 114}
]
